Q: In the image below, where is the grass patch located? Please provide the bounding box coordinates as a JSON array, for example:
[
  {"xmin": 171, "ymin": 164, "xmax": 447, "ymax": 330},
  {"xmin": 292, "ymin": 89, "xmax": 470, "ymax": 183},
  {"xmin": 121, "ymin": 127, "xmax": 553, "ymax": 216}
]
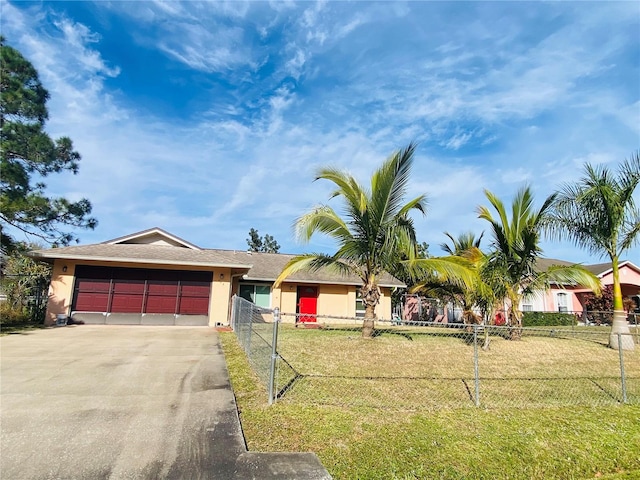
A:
[
  {"xmin": 221, "ymin": 332, "xmax": 640, "ymax": 479},
  {"xmin": 270, "ymin": 325, "xmax": 639, "ymax": 409}
]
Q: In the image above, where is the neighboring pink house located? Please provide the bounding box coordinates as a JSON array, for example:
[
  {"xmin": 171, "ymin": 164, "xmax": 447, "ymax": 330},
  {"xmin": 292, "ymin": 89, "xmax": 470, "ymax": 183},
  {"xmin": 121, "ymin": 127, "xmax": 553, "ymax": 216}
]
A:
[{"xmin": 521, "ymin": 259, "xmax": 640, "ymax": 314}]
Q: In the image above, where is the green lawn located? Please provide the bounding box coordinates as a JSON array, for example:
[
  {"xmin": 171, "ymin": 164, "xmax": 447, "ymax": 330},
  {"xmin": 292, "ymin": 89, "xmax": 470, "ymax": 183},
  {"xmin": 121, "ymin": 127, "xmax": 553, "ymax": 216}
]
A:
[{"xmin": 221, "ymin": 329, "xmax": 640, "ymax": 480}]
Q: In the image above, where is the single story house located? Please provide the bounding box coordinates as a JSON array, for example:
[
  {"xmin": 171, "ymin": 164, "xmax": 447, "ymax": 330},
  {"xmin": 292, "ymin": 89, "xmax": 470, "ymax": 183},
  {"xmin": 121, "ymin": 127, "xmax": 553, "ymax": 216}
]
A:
[
  {"xmin": 522, "ymin": 258, "xmax": 640, "ymax": 314},
  {"xmin": 30, "ymin": 228, "xmax": 404, "ymax": 327}
]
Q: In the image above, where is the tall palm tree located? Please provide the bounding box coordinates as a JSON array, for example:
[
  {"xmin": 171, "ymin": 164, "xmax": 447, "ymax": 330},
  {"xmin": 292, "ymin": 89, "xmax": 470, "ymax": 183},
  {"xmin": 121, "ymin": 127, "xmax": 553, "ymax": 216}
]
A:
[
  {"xmin": 274, "ymin": 143, "xmax": 473, "ymax": 338},
  {"xmin": 546, "ymin": 152, "xmax": 640, "ymax": 350},
  {"xmin": 478, "ymin": 186, "xmax": 601, "ymax": 339}
]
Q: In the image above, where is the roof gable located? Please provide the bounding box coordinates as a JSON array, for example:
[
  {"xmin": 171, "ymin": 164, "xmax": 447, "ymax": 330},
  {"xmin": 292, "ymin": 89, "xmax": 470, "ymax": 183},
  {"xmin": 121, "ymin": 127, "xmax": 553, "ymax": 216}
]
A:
[
  {"xmin": 585, "ymin": 260, "xmax": 640, "ymax": 277},
  {"xmin": 103, "ymin": 228, "xmax": 201, "ymax": 250}
]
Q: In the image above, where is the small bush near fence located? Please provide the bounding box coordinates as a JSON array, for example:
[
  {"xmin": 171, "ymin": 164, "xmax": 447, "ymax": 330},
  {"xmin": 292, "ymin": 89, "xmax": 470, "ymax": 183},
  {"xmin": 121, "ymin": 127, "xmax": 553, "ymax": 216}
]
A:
[
  {"xmin": 522, "ymin": 311, "xmax": 576, "ymax": 327},
  {"xmin": 0, "ymin": 303, "xmax": 29, "ymax": 324}
]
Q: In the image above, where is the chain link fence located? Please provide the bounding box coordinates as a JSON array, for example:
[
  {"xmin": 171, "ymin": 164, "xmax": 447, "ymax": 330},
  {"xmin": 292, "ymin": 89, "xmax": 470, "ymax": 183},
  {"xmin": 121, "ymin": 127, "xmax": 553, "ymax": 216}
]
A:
[
  {"xmin": 230, "ymin": 296, "xmax": 299, "ymax": 404},
  {"xmin": 231, "ymin": 302, "xmax": 639, "ymax": 409}
]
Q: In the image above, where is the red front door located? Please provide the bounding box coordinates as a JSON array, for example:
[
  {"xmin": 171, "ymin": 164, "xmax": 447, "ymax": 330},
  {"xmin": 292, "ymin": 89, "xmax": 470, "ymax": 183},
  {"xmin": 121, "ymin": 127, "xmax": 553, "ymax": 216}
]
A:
[{"xmin": 297, "ymin": 286, "xmax": 318, "ymax": 323}]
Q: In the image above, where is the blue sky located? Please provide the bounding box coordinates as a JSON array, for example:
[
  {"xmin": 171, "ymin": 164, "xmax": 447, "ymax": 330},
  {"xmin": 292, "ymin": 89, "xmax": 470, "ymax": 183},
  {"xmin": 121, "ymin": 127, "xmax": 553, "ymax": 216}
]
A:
[{"xmin": 3, "ymin": 0, "xmax": 639, "ymax": 264}]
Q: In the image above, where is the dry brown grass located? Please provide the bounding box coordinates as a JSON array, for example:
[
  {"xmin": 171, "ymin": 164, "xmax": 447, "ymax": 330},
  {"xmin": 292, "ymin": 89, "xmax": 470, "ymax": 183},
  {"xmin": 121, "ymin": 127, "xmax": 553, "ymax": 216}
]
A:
[{"xmin": 273, "ymin": 324, "xmax": 639, "ymax": 409}]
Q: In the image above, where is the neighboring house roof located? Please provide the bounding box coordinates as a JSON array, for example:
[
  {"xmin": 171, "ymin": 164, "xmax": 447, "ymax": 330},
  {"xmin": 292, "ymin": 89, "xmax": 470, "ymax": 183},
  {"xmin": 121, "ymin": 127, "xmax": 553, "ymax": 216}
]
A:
[
  {"xmin": 581, "ymin": 260, "xmax": 640, "ymax": 278},
  {"xmin": 536, "ymin": 258, "xmax": 639, "ymax": 275},
  {"xmin": 29, "ymin": 228, "xmax": 405, "ymax": 288},
  {"xmin": 534, "ymin": 258, "xmax": 640, "ymax": 288},
  {"xmin": 534, "ymin": 257, "xmax": 576, "ymax": 272}
]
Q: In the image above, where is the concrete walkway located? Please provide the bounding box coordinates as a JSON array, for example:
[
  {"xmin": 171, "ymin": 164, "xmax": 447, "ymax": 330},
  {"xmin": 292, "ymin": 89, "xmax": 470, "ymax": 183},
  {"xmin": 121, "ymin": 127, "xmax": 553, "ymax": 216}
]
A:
[{"xmin": 0, "ymin": 326, "xmax": 330, "ymax": 479}]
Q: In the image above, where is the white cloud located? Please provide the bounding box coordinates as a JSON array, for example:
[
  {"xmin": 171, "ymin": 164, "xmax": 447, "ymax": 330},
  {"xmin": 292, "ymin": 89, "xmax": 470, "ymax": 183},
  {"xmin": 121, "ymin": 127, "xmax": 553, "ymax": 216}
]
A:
[{"xmin": 2, "ymin": 0, "xmax": 638, "ymax": 263}]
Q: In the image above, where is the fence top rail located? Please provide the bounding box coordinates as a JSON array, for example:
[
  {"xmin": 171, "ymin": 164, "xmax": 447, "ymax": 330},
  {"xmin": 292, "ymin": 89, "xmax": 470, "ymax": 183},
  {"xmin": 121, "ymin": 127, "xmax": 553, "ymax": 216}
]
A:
[{"xmin": 299, "ymin": 320, "xmax": 629, "ymax": 337}]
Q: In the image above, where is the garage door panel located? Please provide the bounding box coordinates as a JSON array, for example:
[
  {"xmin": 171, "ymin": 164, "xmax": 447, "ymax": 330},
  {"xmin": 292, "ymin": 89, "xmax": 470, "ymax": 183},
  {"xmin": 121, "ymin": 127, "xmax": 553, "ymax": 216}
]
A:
[
  {"xmin": 110, "ymin": 294, "xmax": 144, "ymax": 313},
  {"xmin": 75, "ymin": 279, "xmax": 110, "ymax": 293},
  {"xmin": 145, "ymin": 295, "xmax": 178, "ymax": 314},
  {"xmin": 181, "ymin": 282, "xmax": 210, "ymax": 296},
  {"xmin": 178, "ymin": 296, "xmax": 209, "ymax": 315},
  {"xmin": 74, "ymin": 292, "xmax": 109, "ymax": 312},
  {"xmin": 147, "ymin": 282, "xmax": 178, "ymax": 296},
  {"xmin": 113, "ymin": 280, "xmax": 145, "ymax": 294}
]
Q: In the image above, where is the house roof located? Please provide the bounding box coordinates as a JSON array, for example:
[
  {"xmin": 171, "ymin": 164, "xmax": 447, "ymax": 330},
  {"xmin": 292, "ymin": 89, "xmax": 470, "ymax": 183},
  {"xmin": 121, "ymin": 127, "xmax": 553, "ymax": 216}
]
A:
[
  {"xmin": 29, "ymin": 228, "xmax": 405, "ymax": 288},
  {"xmin": 535, "ymin": 258, "xmax": 640, "ymax": 279},
  {"xmin": 581, "ymin": 260, "xmax": 640, "ymax": 277},
  {"xmin": 29, "ymin": 243, "xmax": 253, "ymax": 269},
  {"xmin": 104, "ymin": 227, "xmax": 202, "ymax": 250},
  {"xmin": 534, "ymin": 257, "xmax": 576, "ymax": 272},
  {"xmin": 238, "ymin": 250, "xmax": 404, "ymax": 287}
]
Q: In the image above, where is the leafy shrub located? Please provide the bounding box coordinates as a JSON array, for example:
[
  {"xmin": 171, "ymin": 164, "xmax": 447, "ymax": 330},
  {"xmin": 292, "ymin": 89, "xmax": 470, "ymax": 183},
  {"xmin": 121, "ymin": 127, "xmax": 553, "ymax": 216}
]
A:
[
  {"xmin": 584, "ymin": 311, "xmax": 613, "ymax": 326},
  {"xmin": 522, "ymin": 311, "xmax": 577, "ymax": 327},
  {"xmin": 0, "ymin": 303, "xmax": 32, "ymax": 325}
]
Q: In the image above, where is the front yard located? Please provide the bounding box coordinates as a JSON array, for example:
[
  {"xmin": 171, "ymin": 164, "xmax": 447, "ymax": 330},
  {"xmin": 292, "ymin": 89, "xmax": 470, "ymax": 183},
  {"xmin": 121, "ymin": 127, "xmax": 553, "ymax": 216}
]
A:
[{"xmin": 221, "ymin": 327, "xmax": 640, "ymax": 479}]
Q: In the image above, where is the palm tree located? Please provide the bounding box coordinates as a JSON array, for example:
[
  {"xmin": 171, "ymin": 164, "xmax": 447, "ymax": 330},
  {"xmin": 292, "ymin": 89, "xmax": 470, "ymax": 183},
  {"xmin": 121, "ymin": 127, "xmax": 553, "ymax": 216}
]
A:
[
  {"xmin": 436, "ymin": 232, "xmax": 485, "ymax": 322},
  {"xmin": 546, "ymin": 152, "xmax": 640, "ymax": 350},
  {"xmin": 274, "ymin": 143, "xmax": 473, "ymax": 338},
  {"xmin": 478, "ymin": 186, "xmax": 601, "ymax": 339},
  {"xmin": 440, "ymin": 231, "xmax": 484, "ymax": 257}
]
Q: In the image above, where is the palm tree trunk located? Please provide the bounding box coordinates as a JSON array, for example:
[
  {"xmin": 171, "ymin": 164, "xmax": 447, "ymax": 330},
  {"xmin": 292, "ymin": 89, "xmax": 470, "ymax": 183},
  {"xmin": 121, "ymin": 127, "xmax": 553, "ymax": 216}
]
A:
[
  {"xmin": 508, "ymin": 308, "xmax": 523, "ymax": 340},
  {"xmin": 361, "ymin": 283, "xmax": 380, "ymax": 339},
  {"xmin": 362, "ymin": 305, "xmax": 376, "ymax": 339},
  {"xmin": 609, "ymin": 259, "xmax": 635, "ymax": 350}
]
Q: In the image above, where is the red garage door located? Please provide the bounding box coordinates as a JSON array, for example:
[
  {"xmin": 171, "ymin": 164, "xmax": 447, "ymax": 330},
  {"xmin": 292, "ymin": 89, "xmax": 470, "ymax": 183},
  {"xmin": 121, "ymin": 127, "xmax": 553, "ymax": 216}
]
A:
[{"xmin": 72, "ymin": 266, "xmax": 212, "ymax": 318}]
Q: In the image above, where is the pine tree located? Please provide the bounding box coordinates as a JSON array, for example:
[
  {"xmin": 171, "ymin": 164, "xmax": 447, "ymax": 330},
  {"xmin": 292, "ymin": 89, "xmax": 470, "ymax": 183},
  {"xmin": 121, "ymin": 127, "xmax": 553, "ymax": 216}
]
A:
[{"xmin": 0, "ymin": 36, "xmax": 96, "ymax": 252}]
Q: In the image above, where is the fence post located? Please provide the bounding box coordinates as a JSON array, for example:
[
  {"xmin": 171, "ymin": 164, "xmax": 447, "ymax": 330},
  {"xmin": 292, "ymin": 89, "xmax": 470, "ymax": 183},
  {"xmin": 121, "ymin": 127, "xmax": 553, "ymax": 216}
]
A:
[
  {"xmin": 268, "ymin": 307, "xmax": 281, "ymax": 405},
  {"xmin": 244, "ymin": 300, "xmax": 252, "ymax": 358},
  {"xmin": 618, "ymin": 333, "xmax": 628, "ymax": 404},
  {"xmin": 473, "ymin": 324, "xmax": 480, "ymax": 407}
]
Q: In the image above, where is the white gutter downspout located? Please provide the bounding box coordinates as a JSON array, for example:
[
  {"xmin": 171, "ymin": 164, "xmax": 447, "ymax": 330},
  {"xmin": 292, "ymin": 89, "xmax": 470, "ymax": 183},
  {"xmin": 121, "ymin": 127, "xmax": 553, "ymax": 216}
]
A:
[{"xmin": 227, "ymin": 272, "xmax": 246, "ymax": 326}]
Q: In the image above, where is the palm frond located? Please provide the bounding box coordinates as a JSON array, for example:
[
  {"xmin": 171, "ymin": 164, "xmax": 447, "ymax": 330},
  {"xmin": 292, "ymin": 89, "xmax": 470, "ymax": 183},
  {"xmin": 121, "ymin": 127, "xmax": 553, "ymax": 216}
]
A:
[
  {"xmin": 294, "ymin": 205, "xmax": 350, "ymax": 243},
  {"xmin": 406, "ymin": 256, "xmax": 476, "ymax": 290},
  {"xmin": 534, "ymin": 264, "xmax": 602, "ymax": 296},
  {"xmin": 273, "ymin": 254, "xmax": 357, "ymax": 288}
]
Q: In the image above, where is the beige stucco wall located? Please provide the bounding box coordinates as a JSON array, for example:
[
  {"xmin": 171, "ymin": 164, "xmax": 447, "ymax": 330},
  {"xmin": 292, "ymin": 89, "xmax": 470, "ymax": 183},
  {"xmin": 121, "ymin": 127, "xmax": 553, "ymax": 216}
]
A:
[
  {"xmin": 210, "ymin": 268, "xmax": 231, "ymax": 326},
  {"xmin": 278, "ymin": 284, "xmax": 298, "ymax": 322},
  {"xmin": 379, "ymin": 287, "xmax": 393, "ymax": 319},
  {"xmin": 44, "ymin": 261, "xmax": 76, "ymax": 326},
  {"xmin": 264, "ymin": 282, "xmax": 394, "ymax": 324},
  {"xmin": 317, "ymin": 284, "xmax": 350, "ymax": 317}
]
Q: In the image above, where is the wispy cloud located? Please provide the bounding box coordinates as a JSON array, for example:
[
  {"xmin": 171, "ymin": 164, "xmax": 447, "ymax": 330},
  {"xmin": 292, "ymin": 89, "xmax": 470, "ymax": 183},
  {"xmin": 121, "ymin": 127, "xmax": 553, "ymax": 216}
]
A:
[{"xmin": 2, "ymin": 0, "xmax": 638, "ymax": 263}]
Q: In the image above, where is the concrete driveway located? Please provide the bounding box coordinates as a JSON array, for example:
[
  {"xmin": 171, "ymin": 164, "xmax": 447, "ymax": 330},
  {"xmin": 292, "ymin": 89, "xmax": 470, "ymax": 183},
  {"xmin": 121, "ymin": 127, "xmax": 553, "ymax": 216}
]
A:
[
  {"xmin": 1, "ymin": 326, "xmax": 247, "ymax": 479},
  {"xmin": 1, "ymin": 325, "xmax": 330, "ymax": 480}
]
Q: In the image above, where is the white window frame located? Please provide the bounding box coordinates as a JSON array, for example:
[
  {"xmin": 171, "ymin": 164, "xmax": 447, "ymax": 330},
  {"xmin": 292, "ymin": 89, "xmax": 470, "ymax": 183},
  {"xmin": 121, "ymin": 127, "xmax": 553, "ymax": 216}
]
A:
[
  {"xmin": 355, "ymin": 293, "xmax": 365, "ymax": 318},
  {"xmin": 521, "ymin": 294, "xmax": 534, "ymax": 312},
  {"xmin": 239, "ymin": 283, "xmax": 271, "ymax": 308},
  {"xmin": 556, "ymin": 292, "xmax": 569, "ymax": 313}
]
